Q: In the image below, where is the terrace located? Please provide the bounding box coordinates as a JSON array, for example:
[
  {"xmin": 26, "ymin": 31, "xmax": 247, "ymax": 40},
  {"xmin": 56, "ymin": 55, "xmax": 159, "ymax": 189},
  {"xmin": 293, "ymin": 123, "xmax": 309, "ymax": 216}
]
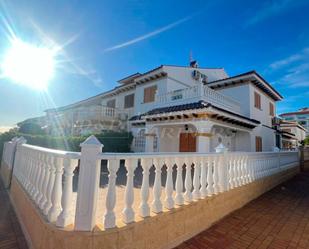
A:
[{"xmin": 0, "ymin": 136, "xmax": 308, "ymax": 249}]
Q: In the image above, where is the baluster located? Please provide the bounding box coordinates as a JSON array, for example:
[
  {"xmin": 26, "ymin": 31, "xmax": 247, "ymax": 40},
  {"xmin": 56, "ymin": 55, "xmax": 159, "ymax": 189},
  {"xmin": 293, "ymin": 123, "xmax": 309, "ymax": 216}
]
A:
[
  {"xmin": 233, "ymin": 157, "xmax": 239, "ymax": 187},
  {"xmin": 43, "ymin": 156, "xmax": 56, "ymax": 215},
  {"xmin": 175, "ymin": 159, "xmax": 184, "ymax": 205},
  {"xmin": 152, "ymin": 158, "xmax": 163, "ymax": 213},
  {"xmin": 20, "ymin": 149, "xmax": 27, "ymax": 186},
  {"xmin": 39, "ymin": 155, "xmax": 51, "ymax": 210},
  {"xmin": 200, "ymin": 157, "xmax": 207, "ymax": 198},
  {"xmin": 33, "ymin": 153, "xmax": 42, "ymax": 200},
  {"xmin": 25, "ymin": 150, "xmax": 32, "ymax": 188},
  {"xmin": 28, "ymin": 152, "xmax": 36, "ymax": 196},
  {"xmin": 192, "ymin": 158, "xmax": 201, "ymax": 200},
  {"xmin": 213, "ymin": 157, "xmax": 219, "ymax": 194},
  {"xmin": 38, "ymin": 154, "xmax": 48, "ymax": 208},
  {"xmin": 36, "ymin": 153, "xmax": 45, "ymax": 205},
  {"xmin": 184, "ymin": 159, "xmax": 193, "ymax": 202},
  {"xmin": 48, "ymin": 157, "xmax": 64, "ymax": 222},
  {"xmin": 206, "ymin": 157, "xmax": 214, "ymax": 196},
  {"xmin": 57, "ymin": 158, "xmax": 78, "ymax": 227},
  {"xmin": 122, "ymin": 158, "xmax": 138, "ymax": 223},
  {"xmin": 25, "ymin": 150, "xmax": 32, "ymax": 191},
  {"xmin": 139, "ymin": 158, "xmax": 151, "ymax": 217},
  {"xmin": 228, "ymin": 155, "xmax": 234, "ymax": 189},
  {"xmin": 240, "ymin": 156, "xmax": 246, "ymax": 185},
  {"xmin": 164, "ymin": 158, "xmax": 174, "ymax": 209}
]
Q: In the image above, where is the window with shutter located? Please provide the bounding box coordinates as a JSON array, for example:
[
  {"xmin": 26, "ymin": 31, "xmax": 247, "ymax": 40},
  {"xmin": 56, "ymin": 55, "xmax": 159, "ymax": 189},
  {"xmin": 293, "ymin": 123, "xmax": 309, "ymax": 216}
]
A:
[
  {"xmin": 124, "ymin": 94, "xmax": 134, "ymax": 108},
  {"xmin": 254, "ymin": 92, "xmax": 261, "ymax": 109},
  {"xmin": 269, "ymin": 102, "xmax": 274, "ymax": 116},
  {"xmin": 143, "ymin": 85, "xmax": 157, "ymax": 103},
  {"xmin": 255, "ymin": 136, "xmax": 262, "ymax": 152}
]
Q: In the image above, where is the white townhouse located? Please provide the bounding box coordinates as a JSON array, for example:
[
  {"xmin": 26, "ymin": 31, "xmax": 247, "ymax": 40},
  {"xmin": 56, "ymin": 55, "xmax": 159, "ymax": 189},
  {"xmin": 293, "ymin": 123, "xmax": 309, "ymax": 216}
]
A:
[{"xmin": 45, "ymin": 61, "xmax": 283, "ymax": 153}]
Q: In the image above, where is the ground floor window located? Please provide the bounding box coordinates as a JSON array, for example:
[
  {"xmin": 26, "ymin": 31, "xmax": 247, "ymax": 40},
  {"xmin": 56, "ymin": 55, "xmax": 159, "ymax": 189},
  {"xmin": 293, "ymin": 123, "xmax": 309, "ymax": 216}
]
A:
[
  {"xmin": 255, "ymin": 136, "xmax": 262, "ymax": 152},
  {"xmin": 134, "ymin": 129, "xmax": 146, "ymax": 151}
]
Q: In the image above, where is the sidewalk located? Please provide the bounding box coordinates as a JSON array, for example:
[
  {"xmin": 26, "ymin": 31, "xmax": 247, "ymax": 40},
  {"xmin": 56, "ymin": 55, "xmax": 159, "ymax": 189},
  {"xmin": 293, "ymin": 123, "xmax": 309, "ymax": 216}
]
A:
[
  {"xmin": 175, "ymin": 171, "xmax": 309, "ymax": 249},
  {"xmin": 0, "ymin": 178, "xmax": 28, "ymax": 249}
]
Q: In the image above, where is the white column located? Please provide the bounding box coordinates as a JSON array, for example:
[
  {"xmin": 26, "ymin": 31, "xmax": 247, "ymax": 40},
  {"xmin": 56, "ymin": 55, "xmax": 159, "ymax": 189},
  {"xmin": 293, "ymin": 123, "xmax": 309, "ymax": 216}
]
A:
[
  {"xmin": 192, "ymin": 158, "xmax": 201, "ymax": 200},
  {"xmin": 38, "ymin": 154, "xmax": 49, "ymax": 210},
  {"xmin": 122, "ymin": 158, "xmax": 138, "ymax": 223},
  {"xmin": 206, "ymin": 158, "xmax": 214, "ymax": 196},
  {"xmin": 200, "ymin": 158, "xmax": 207, "ymax": 198},
  {"xmin": 139, "ymin": 158, "xmax": 151, "ymax": 217},
  {"xmin": 175, "ymin": 159, "xmax": 184, "ymax": 205},
  {"xmin": 75, "ymin": 135, "xmax": 103, "ymax": 231},
  {"xmin": 57, "ymin": 158, "xmax": 78, "ymax": 227},
  {"xmin": 184, "ymin": 159, "xmax": 193, "ymax": 202},
  {"xmin": 164, "ymin": 159, "xmax": 174, "ymax": 209},
  {"xmin": 43, "ymin": 156, "xmax": 56, "ymax": 215},
  {"xmin": 152, "ymin": 158, "xmax": 163, "ymax": 213},
  {"xmin": 103, "ymin": 159, "xmax": 120, "ymax": 229},
  {"xmin": 48, "ymin": 157, "xmax": 64, "ymax": 222}
]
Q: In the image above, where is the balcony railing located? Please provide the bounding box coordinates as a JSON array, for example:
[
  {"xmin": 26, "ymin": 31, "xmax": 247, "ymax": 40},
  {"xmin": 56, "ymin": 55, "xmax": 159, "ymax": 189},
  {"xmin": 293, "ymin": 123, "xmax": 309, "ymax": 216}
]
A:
[
  {"xmin": 156, "ymin": 84, "xmax": 241, "ymax": 114},
  {"xmin": 74, "ymin": 106, "xmax": 124, "ymax": 122}
]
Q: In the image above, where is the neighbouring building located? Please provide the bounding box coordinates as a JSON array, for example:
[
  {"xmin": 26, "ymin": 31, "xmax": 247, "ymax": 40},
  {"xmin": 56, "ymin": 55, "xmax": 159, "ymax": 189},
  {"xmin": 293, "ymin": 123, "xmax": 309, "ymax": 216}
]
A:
[
  {"xmin": 45, "ymin": 62, "xmax": 285, "ymax": 153},
  {"xmin": 280, "ymin": 108, "xmax": 309, "ymax": 136},
  {"xmin": 278, "ymin": 120, "xmax": 307, "ymax": 149}
]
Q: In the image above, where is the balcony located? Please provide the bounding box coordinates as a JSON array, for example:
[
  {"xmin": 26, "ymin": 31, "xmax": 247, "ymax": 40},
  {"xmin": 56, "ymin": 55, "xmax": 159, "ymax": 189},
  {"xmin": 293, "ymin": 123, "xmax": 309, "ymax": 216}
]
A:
[
  {"xmin": 156, "ymin": 84, "xmax": 241, "ymax": 114},
  {"xmin": 73, "ymin": 106, "xmax": 127, "ymax": 123}
]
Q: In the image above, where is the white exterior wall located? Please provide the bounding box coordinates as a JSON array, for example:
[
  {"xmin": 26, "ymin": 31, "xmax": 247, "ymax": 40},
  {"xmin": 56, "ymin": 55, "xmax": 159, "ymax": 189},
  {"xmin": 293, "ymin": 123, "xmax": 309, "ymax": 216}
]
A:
[
  {"xmin": 249, "ymin": 84, "xmax": 275, "ymax": 127},
  {"xmin": 214, "ymin": 84, "xmax": 250, "ymax": 116}
]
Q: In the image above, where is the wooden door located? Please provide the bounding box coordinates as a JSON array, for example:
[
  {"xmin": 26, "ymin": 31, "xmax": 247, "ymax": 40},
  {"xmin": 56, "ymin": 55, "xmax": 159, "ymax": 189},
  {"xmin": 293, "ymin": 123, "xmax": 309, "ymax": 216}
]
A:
[{"xmin": 179, "ymin": 133, "xmax": 196, "ymax": 152}]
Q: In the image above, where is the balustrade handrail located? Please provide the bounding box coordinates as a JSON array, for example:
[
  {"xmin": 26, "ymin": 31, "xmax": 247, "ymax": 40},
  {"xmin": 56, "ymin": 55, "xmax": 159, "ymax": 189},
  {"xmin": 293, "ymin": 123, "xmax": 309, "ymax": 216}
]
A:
[
  {"xmin": 156, "ymin": 84, "xmax": 241, "ymax": 113},
  {"xmin": 21, "ymin": 144, "xmax": 81, "ymax": 159}
]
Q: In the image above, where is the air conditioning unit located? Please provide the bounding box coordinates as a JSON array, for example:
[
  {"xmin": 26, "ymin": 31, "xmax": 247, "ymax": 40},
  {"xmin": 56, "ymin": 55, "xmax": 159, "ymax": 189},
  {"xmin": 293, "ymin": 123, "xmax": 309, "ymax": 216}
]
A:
[{"xmin": 192, "ymin": 70, "xmax": 201, "ymax": 81}]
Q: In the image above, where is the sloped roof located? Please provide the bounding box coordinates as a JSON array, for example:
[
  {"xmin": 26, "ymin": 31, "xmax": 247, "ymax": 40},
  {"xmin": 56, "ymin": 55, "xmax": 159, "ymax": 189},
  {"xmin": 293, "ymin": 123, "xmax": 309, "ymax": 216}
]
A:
[{"xmin": 207, "ymin": 71, "xmax": 283, "ymax": 101}]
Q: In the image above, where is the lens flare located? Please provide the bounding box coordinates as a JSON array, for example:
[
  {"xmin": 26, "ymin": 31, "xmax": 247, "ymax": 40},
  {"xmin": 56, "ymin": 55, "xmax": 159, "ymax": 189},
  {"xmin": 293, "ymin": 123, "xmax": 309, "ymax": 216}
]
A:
[{"xmin": 1, "ymin": 39, "xmax": 55, "ymax": 90}]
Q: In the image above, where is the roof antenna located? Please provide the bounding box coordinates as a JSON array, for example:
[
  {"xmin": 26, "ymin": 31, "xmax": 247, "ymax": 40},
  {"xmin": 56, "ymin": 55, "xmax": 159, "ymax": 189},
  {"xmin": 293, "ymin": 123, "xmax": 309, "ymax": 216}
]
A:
[
  {"xmin": 189, "ymin": 50, "xmax": 198, "ymax": 68},
  {"xmin": 189, "ymin": 50, "xmax": 193, "ymax": 64}
]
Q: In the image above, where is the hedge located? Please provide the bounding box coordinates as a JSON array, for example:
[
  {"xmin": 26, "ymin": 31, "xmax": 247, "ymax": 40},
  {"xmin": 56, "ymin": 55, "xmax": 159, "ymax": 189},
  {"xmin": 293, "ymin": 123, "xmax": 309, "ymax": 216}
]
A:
[{"xmin": 0, "ymin": 131, "xmax": 133, "ymax": 161}]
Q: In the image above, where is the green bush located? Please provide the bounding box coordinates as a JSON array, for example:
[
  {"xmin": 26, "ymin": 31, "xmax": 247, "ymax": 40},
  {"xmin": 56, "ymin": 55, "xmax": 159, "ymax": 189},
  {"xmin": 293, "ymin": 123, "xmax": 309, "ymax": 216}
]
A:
[{"xmin": 0, "ymin": 131, "xmax": 133, "ymax": 161}]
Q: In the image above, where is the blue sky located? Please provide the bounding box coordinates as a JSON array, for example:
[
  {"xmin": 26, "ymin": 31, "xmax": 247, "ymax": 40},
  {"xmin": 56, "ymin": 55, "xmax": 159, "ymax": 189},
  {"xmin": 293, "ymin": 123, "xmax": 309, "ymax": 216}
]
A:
[{"xmin": 0, "ymin": 0, "xmax": 309, "ymax": 129}]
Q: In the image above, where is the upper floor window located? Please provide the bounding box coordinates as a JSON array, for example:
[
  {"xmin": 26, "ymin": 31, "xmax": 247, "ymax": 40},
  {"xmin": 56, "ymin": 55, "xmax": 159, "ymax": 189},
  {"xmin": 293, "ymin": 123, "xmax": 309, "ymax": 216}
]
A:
[
  {"xmin": 299, "ymin": 121, "xmax": 307, "ymax": 126},
  {"xmin": 254, "ymin": 92, "xmax": 261, "ymax": 109},
  {"xmin": 106, "ymin": 99, "xmax": 116, "ymax": 108},
  {"xmin": 269, "ymin": 102, "xmax": 274, "ymax": 116},
  {"xmin": 124, "ymin": 94, "xmax": 134, "ymax": 108},
  {"xmin": 255, "ymin": 136, "xmax": 262, "ymax": 152},
  {"xmin": 143, "ymin": 85, "xmax": 157, "ymax": 103}
]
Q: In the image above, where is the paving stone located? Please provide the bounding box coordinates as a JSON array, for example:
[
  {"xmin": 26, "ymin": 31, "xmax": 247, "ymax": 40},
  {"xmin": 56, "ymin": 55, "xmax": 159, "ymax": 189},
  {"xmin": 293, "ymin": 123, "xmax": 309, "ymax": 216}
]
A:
[{"xmin": 174, "ymin": 171, "xmax": 309, "ymax": 249}]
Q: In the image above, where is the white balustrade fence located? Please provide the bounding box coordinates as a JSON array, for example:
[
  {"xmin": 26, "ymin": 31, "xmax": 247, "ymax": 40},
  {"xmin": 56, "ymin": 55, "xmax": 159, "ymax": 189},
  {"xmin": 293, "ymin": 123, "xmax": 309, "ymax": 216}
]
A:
[
  {"xmin": 156, "ymin": 85, "xmax": 241, "ymax": 114},
  {"xmin": 12, "ymin": 143, "xmax": 80, "ymax": 227},
  {"xmin": 9, "ymin": 136, "xmax": 299, "ymax": 232}
]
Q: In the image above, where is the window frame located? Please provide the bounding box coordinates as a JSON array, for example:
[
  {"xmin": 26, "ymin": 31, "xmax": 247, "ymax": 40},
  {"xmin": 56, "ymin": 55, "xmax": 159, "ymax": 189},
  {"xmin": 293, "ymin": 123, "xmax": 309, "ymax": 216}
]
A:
[
  {"xmin": 254, "ymin": 91, "xmax": 261, "ymax": 110},
  {"xmin": 143, "ymin": 85, "xmax": 157, "ymax": 103},
  {"xmin": 124, "ymin": 93, "xmax": 135, "ymax": 109},
  {"xmin": 269, "ymin": 102, "xmax": 274, "ymax": 116},
  {"xmin": 255, "ymin": 136, "xmax": 262, "ymax": 152}
]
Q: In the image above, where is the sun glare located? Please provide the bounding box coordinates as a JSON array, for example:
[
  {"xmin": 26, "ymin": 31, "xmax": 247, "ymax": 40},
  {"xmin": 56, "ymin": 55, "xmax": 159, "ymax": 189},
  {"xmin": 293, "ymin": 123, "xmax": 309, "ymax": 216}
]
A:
[{"xmin": 1, "ymin": 39, "xmax": 55, "ymax": 90}]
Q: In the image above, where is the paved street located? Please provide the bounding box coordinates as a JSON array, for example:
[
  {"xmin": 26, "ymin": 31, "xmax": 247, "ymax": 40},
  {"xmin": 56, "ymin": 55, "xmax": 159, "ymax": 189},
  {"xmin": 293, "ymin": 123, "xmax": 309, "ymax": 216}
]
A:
[
  {"xmin": 175, "ymin": 171, "xmax": 309, "ymax": 249},
  {"xmin": 0, "ymin": 179, "xmax": 28, "ymax": 249}
]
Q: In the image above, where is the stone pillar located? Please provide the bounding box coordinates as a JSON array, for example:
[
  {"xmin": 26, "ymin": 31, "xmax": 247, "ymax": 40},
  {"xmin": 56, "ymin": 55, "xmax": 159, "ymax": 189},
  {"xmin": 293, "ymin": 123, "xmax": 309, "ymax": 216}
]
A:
[{"xmin": 74, "ymin": 135, "xmax": 103, "ymax": 231}]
